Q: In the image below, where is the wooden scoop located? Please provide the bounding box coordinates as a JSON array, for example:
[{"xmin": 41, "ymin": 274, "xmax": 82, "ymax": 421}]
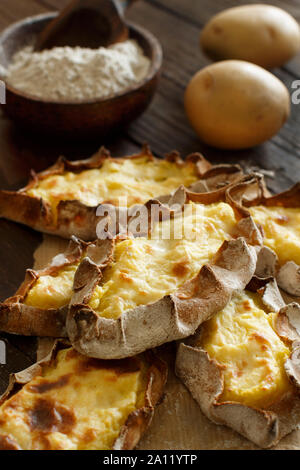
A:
[{"xmin": 35, "ymin": 0, "xmax": 137, "ymax": 51}]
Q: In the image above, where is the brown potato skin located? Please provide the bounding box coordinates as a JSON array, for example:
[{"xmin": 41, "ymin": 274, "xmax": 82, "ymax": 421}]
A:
[
  {"xmin": 200, "ymin": 5, "xmax": 300, "ymax": 69},
  {"xmin": 185, "ymin": 60, "xmax": 290, "ymax": 150}
]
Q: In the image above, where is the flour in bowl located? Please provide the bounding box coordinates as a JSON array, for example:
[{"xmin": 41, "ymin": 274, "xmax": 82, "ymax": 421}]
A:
[{"xmin": 3, "ymin": 39, "xmax": 151, "ymax": 101}]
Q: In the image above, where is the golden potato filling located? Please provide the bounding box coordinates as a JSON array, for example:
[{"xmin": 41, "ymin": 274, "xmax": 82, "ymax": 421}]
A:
[
  {"xmin": 0, "ymin": 348, "xmax": 147, "ymax": 450},
  {"xmin": 89, "ymin": 201, "xmax": 237, "ymax": 319},
  {"xmin": 26, "ymin": 156, "xmax": 198, "ymax": 216},
  {"xmin": 249, "ymin": 206, "xmax": 300, "ymax": 265},
  {"xmin": 200, "ymin": 290, "xmax": 292, "ymax": 409},
  {"xmin": 24, "ymin": 263, "xmax": 79, "ymax": 310}
]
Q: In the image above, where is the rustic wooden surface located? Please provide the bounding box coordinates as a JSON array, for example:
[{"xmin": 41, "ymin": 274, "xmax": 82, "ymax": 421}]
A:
[{"xmin": 0, "ymin": 0, "xmax": 299, "ymax": 396}]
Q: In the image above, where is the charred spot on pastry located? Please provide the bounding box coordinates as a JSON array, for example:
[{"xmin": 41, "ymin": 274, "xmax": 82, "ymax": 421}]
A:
[
  {"xmin": 29, "ymin": 374, "xmax": 72, "ymax": 394},
  {"xmin": 65, "ymin": 348, "xmax": 81, "ymax": 361},
  {"xmin": 29, "ymin": 398, "xmax": 76, "ymax": 434},
  {"xmin": 83, "ymin": 428, "xmax": 98, "ymax": 444},
  {"xmin": 119, "ymin": 272, "xmax": 133, "ymax": 283},
  {"xmin": 172, "ymin": 261, "xmax": 189, "ymax": 278},
  {"xmin": 76, "ymin": 356, "xmax": 140, "ymax": 376},
  {"xmin": 250, "ymin": 332, "xmax": 270, "ymax": 348},
  {"xmin": 32, "ymin": 433, "xmax": 52, "ymax": 450},
  {"xmin": 242, "ymin": 300, "xmax": 252, "ymax": 311},
  {"xmin": 275, "ymin": 215, "xmax": 290, "ymax": 225}
]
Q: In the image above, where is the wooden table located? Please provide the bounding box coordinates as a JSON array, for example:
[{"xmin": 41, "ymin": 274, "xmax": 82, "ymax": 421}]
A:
[{"xmin": 0, "ymin": 0, "xmax": 299, "ymax": 396}]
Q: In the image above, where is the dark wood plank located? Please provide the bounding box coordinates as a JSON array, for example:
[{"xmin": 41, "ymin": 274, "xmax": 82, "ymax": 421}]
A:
[
  {"xmin": 0, "ymin": 336, "xmax": 36, "ymax": 394},
  {"xmin": 0, "ymin": 0, "xmax": 48, "ymax": 21},
  {"xmin": 148, "ymin": 0, "xmax": 300, "ymax": 77},
  {"xmin": 11, "ymin": 0, "xmax": 300, "ymax": 78},
  {"xmin": 0, "ymin": 113, "xmax": 141, "ymax": 303},
  {"xmin": 124, "ymin": 1, "xmax": 300, "ymax": 191},
  {"xmin": 0, "ymin": 221, "xmax": 42, "ymax": 301},
  {"xmin": 151, "ymin": 0, "xmax": 300, "ymax": 26},
  {"xmin": 0, "ymin": 115, "xmax": 141, "ymax": 190},
  {"xmin": 0, "ymin": 0, "xmax": 299, "ymax": 395},
  {"xmin": 0, "ymin": 1, "xmax": 142, "ymax": 390}
]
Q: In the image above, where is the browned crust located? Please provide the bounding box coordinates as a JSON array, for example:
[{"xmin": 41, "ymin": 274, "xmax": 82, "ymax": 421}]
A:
[
  {"xmin": 225, "ymin": 173, "xmax": 270, "ymax": 219},
  {"xmin": 0, "ymin": 145, "xmax": 243, "ymax": 240},
  {"xmin": 254, "ymin": 248, "xmax": 300, "ymax": 311},
  {"xmin": 176, "ymin": 281, "xmax": 300, "ymax": 448},
  {"xmin": 133, "ymin": 181, "xmax": 263, "ymax": 242},
  {"xmin": 274, "ymin": 304, "xmax": 300, "ymax": 398},
  {"xmin": 113, "ymin": 349, "xmax": 168, "ymax": 450},
  {"xmin": 0, "ymin": 341, "xmax": 167, "ymax": 451},
  {"xmin": 0, "ymin": 166, "xmax": 247, "ymax": 339},
  {"xmin": 255, "ymin": 252, "xmax": 300, "ymax": 305},
  {"xmin": 67, "ymin": 184, "xmax": 261, "ymax": 359},
  {"xmin": 67, "ymin": 233, "xmax": 257, "ymax": 359},
  {"xmin": 186, "ymin": 174, "xmax": 263, "ymax": 246},
  {"xmin": 186, "ymin": 164, "xmax": 244, "ymax": 201},
  {"xmin": 244, "ymin": 181, "xmax": 300, "ymax": 209},
  {"xmin": 227, "ymin": 172, "xmax": 300, "ymax": 215},
  {"xmin": 228, "ymin": 175, "xmax": 300, "ymax": 301},
  {"xmin": 0, "ymin": 237, "xmax": 113, "ymax": 337}
]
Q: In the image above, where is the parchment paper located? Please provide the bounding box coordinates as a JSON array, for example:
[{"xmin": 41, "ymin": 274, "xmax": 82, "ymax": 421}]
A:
[{"xmin": 32, "ymin": 235, "xmax": 300, "ymax": 451}]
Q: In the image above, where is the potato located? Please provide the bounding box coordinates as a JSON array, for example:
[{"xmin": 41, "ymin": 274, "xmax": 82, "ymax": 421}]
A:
[
  {"xmin": 184, "ymin": 60, "xmax": 290, "ymax": 150},
  {"xmin": 200, "ymin": 5, "xmax": 300, "ymax": 69}
]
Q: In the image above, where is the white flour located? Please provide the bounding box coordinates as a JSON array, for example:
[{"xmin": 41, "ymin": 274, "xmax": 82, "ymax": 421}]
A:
[{"xmin": 4, "ymin": 39, "xmax": 150, "ymax": 101}]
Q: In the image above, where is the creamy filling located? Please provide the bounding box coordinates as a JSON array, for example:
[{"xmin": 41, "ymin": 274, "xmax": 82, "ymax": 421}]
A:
[
  {"xmin": 250, "ymin": 206, "xmax": 300, "ymax": 265},
  {"xmin": 24, "ymin": 263, "xmax": 79, "ymax": 310},
  {"xmin": 0, "ymin": 348, "xmax": 146, "ymax": 450},
  {"xmin": 89, "ymin": 201, "xmax": 237, "ymax": 319},
  {"xmin": 200, "ymin": 290, "xmax": 292, "ymax": 409},
  {"xmin": 27, "ymin": 157, "xmax": 198, "ymax": 218}
]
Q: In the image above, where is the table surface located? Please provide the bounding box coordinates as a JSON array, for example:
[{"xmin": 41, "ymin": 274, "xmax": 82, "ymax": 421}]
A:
[{"xmin": 0, "ymin": 0, "xmax": 299, "ymax": 395}]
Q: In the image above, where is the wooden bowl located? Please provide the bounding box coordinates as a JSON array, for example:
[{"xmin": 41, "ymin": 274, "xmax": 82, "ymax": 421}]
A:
[{"xmin": 0, "ymin": 13, "xmax": 162, "ymax": 138}]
